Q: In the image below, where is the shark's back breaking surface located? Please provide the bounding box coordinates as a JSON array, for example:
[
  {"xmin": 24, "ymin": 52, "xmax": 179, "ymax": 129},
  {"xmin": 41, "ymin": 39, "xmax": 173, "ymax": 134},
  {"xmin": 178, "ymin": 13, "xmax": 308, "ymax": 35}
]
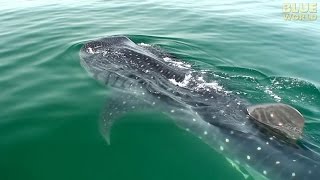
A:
[{"xmin": 80, "ymin": 36, "xmax": 320, "ymax": 180}]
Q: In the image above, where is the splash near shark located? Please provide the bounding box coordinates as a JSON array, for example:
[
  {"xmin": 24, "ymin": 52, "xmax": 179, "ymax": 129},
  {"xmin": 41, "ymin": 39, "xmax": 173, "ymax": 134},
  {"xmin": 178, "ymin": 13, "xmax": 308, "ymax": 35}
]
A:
[{"xmin": 79, "ymin": 36, "xmax": 320, "ymax": 180}]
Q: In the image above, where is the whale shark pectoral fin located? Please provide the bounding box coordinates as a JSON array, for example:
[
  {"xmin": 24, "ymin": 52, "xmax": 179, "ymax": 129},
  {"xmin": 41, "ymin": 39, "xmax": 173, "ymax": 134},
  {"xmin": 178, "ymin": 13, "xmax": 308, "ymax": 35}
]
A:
[
  {"xmin": 99, "ymin": 90, "xmax": 157, "ymax": 144},
  {"xmin": 226, "ymin": 158, "xmax": 250, "ymax": 180},
  {"xmin": 99, "ymin": 88, "xmax": 186, "ymax": 144},
  {"xmin": 247, "ymin": 103, "xmax": 305, "ymax": 142}
]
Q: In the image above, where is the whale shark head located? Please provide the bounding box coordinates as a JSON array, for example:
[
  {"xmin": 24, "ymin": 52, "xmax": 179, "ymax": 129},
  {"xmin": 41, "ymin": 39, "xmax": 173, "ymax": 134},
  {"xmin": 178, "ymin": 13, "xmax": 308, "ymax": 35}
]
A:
[
  {"xmin": 80, "ymin": 36, "xmax": 137, "ymax": 76},
  {"xmin": 80, "ymin": 36, "xmax": 186, "ymax": 88}
]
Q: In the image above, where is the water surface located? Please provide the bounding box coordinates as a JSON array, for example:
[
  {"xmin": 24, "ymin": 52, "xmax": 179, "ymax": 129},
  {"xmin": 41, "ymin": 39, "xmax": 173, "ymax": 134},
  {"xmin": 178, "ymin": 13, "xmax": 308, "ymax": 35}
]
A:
[{"xmin": 0, "ymin": 1, "xmax": 319, "ymax": 179}]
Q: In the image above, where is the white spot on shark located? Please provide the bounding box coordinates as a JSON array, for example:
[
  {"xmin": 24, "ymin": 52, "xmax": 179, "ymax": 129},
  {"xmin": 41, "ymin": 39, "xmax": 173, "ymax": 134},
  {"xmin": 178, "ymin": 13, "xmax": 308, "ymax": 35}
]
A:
[{"xmin": 87, "ymin": 47, "xmax": 94, "ymax": 54}]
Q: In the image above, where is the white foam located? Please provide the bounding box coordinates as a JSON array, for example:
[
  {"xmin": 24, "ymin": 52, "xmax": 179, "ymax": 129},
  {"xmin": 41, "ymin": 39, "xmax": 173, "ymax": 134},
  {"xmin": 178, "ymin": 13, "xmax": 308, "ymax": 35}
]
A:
[
  {"xmin": 194, "ymin": 75, "xmax": 223, "ymax": 92},
  {"xmin": 264, "ymin": 87, "xmax": 281, "ymax": 102},
  {"xmin": 169, "ymin": 73, "xmax": 224, "ymax": 93},
  {"xmin": 169, "ymin": 73, "xmax": 192, "ymax": 87},
  {"xmin": 163, "ymin": 57, "xmax": 191, "ymax": 69},
  {"xmin": 139, "ymin": 43, "xmax": 151, "ymax": 47},
  {"xmin": 196, "ymin": 81, "xmax": 223, "ymax": 91}
]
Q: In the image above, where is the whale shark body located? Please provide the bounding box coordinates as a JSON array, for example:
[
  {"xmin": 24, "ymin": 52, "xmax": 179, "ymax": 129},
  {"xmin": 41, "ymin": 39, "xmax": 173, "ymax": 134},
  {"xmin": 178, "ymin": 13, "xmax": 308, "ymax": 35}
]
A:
[{"xmin": 80, "ymin": 36, "xmax": 320, "ymax": 180}]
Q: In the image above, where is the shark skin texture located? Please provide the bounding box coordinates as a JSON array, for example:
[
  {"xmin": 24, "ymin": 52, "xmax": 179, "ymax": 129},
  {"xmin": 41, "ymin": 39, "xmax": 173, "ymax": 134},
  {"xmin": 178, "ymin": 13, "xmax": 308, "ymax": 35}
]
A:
[{"xmin": 79, "ymin": 36, "xmax": 320, "ymax": 180}]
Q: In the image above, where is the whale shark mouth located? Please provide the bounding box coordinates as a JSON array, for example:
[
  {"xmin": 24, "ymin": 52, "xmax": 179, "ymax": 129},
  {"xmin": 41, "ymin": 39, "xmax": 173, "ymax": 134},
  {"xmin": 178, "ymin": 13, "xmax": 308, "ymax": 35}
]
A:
[{"xmin": 79, "ymin": 35, "xmax": 319, "ymax": 180}]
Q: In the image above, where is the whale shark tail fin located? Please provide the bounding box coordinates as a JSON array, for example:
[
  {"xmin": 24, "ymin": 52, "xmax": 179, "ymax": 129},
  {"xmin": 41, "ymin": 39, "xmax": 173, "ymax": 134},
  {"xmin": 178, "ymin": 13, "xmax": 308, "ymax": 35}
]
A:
[{"xmin": 247, "ymin": 103, "xmax": 304, "ymax": 142}]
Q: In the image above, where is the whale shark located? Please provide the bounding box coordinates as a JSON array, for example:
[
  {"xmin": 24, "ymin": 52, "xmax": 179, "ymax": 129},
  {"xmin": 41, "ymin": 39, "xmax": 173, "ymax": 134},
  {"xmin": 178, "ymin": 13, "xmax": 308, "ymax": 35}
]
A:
[{"xmin": 79, "ymin": 35, "xmax": 320, "ymax": 180}]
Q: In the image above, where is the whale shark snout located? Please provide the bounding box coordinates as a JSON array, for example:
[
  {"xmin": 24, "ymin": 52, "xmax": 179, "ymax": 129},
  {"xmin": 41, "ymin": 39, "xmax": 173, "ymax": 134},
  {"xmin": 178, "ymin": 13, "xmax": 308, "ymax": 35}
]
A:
[
  {"xmin": 82, "ymin": 36, "xmax": 133, "ymax": 54},
  {"xmin": 80, "ymin": 36, "xmax": 134, "ymax": 71}
]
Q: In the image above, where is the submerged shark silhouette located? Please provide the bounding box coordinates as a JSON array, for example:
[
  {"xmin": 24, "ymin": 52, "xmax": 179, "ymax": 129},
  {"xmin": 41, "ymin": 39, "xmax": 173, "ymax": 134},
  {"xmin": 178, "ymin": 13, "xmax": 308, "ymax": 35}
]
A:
[{"xmin": 79, "ymin": 36, "xmax": 320, "ymax": 180}]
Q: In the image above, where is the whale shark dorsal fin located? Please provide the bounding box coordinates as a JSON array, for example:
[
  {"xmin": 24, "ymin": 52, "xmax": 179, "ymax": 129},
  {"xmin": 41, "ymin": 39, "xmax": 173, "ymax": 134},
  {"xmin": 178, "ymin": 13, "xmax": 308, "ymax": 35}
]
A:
[{"xmin": 247, "ymin": 103, "xmax": 304, "ymax": 142}]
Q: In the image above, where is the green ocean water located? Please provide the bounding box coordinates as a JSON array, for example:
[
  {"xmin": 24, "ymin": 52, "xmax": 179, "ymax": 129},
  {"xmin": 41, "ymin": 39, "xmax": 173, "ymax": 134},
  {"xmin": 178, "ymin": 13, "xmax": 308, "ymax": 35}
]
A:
[{"xmin": 0, "ymin": 1, "xmax": 319, "ymax": 180}]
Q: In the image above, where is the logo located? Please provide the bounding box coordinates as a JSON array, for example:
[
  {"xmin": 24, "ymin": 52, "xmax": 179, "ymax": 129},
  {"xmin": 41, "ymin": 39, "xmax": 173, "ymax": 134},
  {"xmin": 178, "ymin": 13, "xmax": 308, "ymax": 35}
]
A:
[{"xmin": 283, "ymin": 1, "xmax": 318, "ymax": 21}]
